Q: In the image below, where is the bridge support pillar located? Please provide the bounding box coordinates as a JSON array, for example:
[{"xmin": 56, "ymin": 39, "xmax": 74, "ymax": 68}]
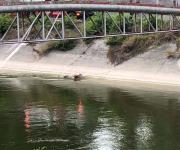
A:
[
  {"xmin": 83, "ymin": 11, "xmax": 86, "ymax": 37},
  {"xmin": 61, "ymin": 11, "xmax": 65, "ymax": 39},
  {"xmin": 140, "ymin": 13, "xmax": 143, "ymax": 33},
  {"xmin": 42, "ymin": 11, "xmax": 45, "ymax": 40},
  {"xmin": 104, "ymin": 11, "xmax": 107, "ymax": 36}
]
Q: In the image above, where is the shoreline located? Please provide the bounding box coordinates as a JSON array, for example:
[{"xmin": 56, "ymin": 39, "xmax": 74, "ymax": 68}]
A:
[
  {"xmin": 1, "ymin": 62, "xmax": 180, "ymax": 90},
  {"xmin": 1, "ymin": 40, "xmax": 180, "ymax": 89}
]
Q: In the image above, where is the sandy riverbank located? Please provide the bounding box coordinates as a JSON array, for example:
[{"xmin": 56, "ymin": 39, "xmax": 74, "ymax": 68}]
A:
[{"xmin": 0, "ymin": 39, "xmax": 180, "ymax": 86}]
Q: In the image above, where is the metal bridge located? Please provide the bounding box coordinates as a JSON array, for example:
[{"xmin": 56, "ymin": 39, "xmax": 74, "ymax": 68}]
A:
[{"xmin": 1, "ymin": 3, "xmax": 180, "ymax": 43}]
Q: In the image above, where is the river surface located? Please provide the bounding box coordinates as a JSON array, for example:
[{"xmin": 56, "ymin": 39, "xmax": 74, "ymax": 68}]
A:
[{"xmin": 0, "ymin": 77, "xmax": 180, "ymax": 150}]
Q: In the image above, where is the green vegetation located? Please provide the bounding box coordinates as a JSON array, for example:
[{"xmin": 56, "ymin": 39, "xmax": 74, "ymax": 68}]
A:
[
  {"xmin": 85, "ymin": 13, "xmax": 134, "ymax": 36},
  {"xmin": 0, "ymin": 14, "xmax": 11, "ymax": 34},
  {"xmin": 106, "ymin": 36, "xmax": 127, "ymax": 46},
  {"xmin": 33, "ymin": 40, "xmax": 77, "ymax": 56},
  {"xmin": 28, "ymin": 15, "xmax": 77, "ymax": 37},
  {"xmin": 107, "ymin": 33, "xmax": 176, "ymax": 65},
  {"xmin": 53, "ymin": 40, "xmax": 77, "ymax": 51},
  {"xmin": 86, "ymin": 13, "xmax": 103, "ymax": 35},
  {"xmin": 84, "ymin": 12, "xmax": 166, "ymax": 45},
  {"xmin": 64, "ymin": 15, "xmax": 78, "ymax": 29}
]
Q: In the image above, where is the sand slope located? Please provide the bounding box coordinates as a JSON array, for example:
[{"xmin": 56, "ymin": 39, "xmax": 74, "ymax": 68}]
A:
[{"xmin": 0, "ymin": 39, "xmax": 180, "ymax": 85}]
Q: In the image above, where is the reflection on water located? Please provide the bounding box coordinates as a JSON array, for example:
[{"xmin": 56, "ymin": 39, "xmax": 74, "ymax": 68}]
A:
[
  {"xmin": 0, "ymin": 78, "xmax": 180, "ymax": 150},
  {"xmin": 136, "ymin": 115, "xmax": 153, "ymax": 150}
]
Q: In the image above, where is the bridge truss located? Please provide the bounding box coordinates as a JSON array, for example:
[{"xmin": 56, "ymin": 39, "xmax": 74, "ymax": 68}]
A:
[{"xmin": 1, "ymin": 4, "xmax": 180, "ymax": 43}]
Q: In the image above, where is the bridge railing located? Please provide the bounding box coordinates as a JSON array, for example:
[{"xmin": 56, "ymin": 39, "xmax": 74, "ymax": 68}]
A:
[{"xmin": 1, "ymin": 3, "xmax": 180, "ymax": 44}]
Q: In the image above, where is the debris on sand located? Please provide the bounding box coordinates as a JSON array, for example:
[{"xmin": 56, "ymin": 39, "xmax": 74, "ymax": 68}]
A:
[{"xmin": 63, "ymin": 74, "xmax": 84, "ymax": 81}]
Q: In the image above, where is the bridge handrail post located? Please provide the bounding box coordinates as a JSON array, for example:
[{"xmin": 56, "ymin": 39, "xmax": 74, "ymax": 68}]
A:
[
  {"xmin": 61, "ymin": 11, "xmax": 65, "ymax": 39},
  {"xmin": 156, "ymin": 13, "xmax": 158, "ymax": 32},
  {"xmin": 17, "ymin": 12, "xmax": 20, "ymax": 42},
  {"xmin": 42, "ymin": 11, "xmax": 45, "ymax": 40},
  {"xmin": 104, "ymin": 11, "xmax": 107, "ymax": 36},
  {"xmin": 83, "ymin": 11, "xmax": 86, "ymax": 37},
  {"xmin": 123, "ymin": 13, "xmax": 126, "ymax": 34},
  {"xmin": 140, "ymin": 13, "xmax": 143, "ymax": 33},
  {"xmin": 170, "ymin": 14, "xmax": 174, "ymax": 30}
]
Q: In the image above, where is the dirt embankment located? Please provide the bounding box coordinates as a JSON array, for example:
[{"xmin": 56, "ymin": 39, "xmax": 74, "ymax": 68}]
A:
[{"xmin": 0, "ymin": 39, "xmax": 180, "ymax": 85}]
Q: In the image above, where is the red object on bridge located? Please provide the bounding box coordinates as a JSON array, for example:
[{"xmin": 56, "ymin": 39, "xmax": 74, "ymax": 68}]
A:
[{"xmin": 49, "ymin": 11, "xmax": 62, "ymax": 17}]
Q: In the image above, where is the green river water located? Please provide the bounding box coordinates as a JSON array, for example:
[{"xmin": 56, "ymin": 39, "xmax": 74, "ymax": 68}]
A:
[{"xmin": 0, "ymin": 77, "xmax": 180, "ymax": 150}]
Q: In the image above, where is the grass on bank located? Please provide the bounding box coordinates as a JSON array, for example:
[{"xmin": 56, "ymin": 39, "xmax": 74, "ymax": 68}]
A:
[
  {"xmin": 107, "ymin": 33, "xmax": 178, "ymax": 65},
  {"xmin": 33, "ymin": 40, "xmax": 78, "ymax": 56},
  {"xmin": 53, "ymin": 40, "xmax": 77, "ymax": 51}
]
